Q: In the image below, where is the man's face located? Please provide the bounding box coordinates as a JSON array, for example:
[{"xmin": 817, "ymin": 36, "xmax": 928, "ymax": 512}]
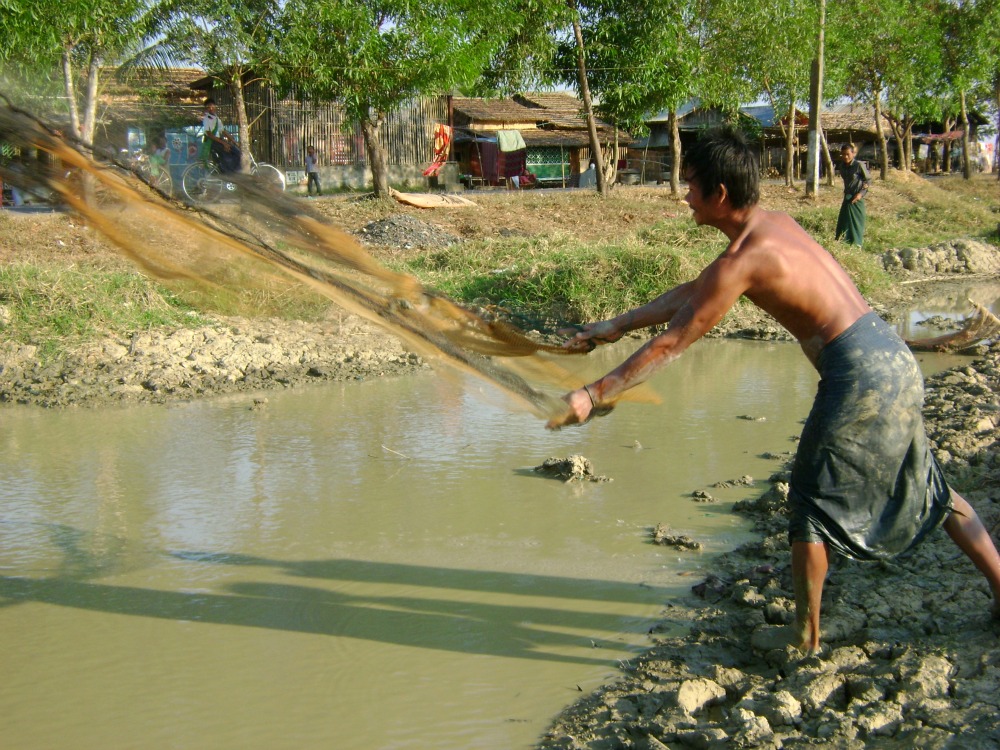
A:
[
  {"xmin": 841, "ymin": 148, "xmax": 854, "ymax": 164},
  {"xmin": 683, "ymin": 171, "xmax": 713, "ymax": 225},
  {"xmin": 205, "ymin": 103, "xmax": 217, "ymax": 115}
]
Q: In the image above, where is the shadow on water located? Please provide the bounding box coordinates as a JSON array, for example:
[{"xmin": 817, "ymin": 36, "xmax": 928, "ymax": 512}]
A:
[{"xmin": 0, "ymin": 527, "xmax": 674, "ymax": 666}]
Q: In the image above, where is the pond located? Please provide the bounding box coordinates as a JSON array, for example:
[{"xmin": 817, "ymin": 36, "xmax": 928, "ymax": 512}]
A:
[{"xmin": 0, "ymin": 318, "xmax": 976, "ymax": 749}]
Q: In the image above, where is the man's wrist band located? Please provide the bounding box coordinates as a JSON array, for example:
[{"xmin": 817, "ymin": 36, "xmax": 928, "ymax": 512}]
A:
[{"xmin": 583, "ymin": 384, "xmax": 597, "ymax": 408}]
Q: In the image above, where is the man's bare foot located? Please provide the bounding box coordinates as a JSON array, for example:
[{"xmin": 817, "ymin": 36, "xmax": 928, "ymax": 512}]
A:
[{"xmin": 751, "ymin": 624, "xmax": 823, "ymax": 656}]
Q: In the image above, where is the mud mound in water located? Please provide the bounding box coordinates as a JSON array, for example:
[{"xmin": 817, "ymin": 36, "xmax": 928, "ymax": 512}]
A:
[
  {"xmin": 533, "ymin": 455, "xmax": 612, "ymax": 483},
  {"xmin": 882, "ymin": 239, "xmax": 1000, "ymax": 275}
]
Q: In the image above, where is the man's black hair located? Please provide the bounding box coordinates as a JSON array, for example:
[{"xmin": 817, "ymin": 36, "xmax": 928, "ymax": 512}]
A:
[
  {"xmin": 683, "ymin": 126, "xmax": 760, "ymax": 209},
  {"xmin": 203, "ymin": 97, "xmax": 216, "ymax": 107}
]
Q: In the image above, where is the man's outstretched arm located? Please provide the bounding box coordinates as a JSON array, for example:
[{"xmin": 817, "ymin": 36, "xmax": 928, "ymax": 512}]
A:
[
  {"xmin": 548, "ymin": 255, "xmax": 751, "ymax": 428},
  {"xmin": 561, "ymin": 280, "xmax": 698, "ymax": 352}
]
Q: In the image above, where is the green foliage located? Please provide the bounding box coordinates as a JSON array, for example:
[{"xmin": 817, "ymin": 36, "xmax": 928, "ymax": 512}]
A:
[
  {"xmin": 0, "ymin": 0, "xmax": 167, "ymax": 141},
  {"xmin": 276, "ymin": 0, "xmax": 496, "ymax": 122}
]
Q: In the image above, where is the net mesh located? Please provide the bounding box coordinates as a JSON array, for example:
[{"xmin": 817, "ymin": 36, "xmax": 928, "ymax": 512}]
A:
[{"xmin": 0, "ymin": 101, "xmax": 656, "ymax": 421}]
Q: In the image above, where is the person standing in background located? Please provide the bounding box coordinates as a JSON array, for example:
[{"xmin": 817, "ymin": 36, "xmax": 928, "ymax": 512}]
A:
[
  {"xmin": 835, "ymin": 143, "xmax": 870, "ymax": 246},
  {"xmin": 305, "ymin": 145, "xmax": 321, "ymax": 197}
]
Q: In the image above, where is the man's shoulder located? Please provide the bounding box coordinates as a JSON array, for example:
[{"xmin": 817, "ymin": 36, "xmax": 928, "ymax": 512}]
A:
[
  {"xmin": 738, "ymin": 209, "xmax": 798, "ymax": 244},
  {"xmin": 724, "ymin": 210, "xmax": 812, "ymax": 261}
]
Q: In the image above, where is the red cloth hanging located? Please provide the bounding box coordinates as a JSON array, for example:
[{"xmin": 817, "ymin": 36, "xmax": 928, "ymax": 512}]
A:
[{"xmin": 422, "ymin": 124, "xmax": 452, "ymax": 176}]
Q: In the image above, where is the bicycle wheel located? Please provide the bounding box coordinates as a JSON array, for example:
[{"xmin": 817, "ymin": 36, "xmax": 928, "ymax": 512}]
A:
[
  {"xmin": 149, "ymin": 168, "xmax": 173, "ymax": 197},
  {"xmin": 253, "ymin": 163, "xmax": 286, "ymax": 193},
  {"xmin": 182, "ymin": 161, "xmax": 224, "ymax": 203}
]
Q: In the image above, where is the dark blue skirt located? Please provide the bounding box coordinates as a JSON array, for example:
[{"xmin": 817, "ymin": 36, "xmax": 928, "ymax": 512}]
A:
[{"xmin": 788, "ymin": 312, "xmax": 952, "ymax": 560}]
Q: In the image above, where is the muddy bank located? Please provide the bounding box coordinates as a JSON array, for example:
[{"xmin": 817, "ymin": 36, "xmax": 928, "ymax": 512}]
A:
[
  {"xmin": 538, "ymin": 343, "xmax": 1000, "ymax": 749},
  {"xmin": 0, "ymin": 315, "xmax": 427, "ymax": 408}
]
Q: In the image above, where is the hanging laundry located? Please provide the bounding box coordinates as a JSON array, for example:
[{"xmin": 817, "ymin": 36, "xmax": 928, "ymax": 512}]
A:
[
  {"xmin": 422, "ymin": 124, "xmax": 452, "ymax": 177},
  {"xmin": 497, "ymin": 130, "xmax": 526, "ymax": 152}
]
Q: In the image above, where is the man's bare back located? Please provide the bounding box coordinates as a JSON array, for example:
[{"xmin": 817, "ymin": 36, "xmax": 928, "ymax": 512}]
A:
[{"xmin": 721, "ymin": 209, "xmax": 871, "ymax": 366}]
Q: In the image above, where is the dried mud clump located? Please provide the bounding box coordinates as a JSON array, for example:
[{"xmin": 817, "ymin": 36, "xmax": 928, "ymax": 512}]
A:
[
  {"xmin": 652, "ymin": 524, "xmax": 703, "ymax": 551},
  {"xmin": 533, "ymin": 455, "xmax": 612, "ymax": 483}
]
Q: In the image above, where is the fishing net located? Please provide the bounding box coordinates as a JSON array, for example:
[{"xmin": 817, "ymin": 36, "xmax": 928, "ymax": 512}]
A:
[
  {"xmin": 0, "ymin": 101, "xmax": 656, "ymax": 422},
  {"xmin": 905, "ymin": 300, "xmax": 1000, "ymax": 352}
]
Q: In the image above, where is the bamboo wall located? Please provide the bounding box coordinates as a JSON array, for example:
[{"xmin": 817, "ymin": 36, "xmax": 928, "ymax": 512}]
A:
[{"xmin": 212, "ymin": 81, "xmax": 448, "ymax": 171}]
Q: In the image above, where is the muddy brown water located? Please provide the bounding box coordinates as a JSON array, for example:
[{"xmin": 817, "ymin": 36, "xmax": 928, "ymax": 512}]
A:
[{"xmin": 0, "ymin": 330, "xmax": 974, "ymax": 749}]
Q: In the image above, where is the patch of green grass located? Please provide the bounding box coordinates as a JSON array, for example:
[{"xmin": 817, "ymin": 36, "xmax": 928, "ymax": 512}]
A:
[
  {"xmin": 0, "ymin": 264, "xmax": 206, "ymax": 357},
  {"xmin": 398, "ymin": 234, "xmax": 713, "ymax": 324}
]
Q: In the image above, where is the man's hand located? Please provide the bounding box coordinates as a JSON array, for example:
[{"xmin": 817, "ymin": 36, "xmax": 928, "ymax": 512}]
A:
[
  {"xmin": 545, "ymin": 386, "xmax": 615, "ymax": 430},
  {"xmin": 545, "ymin": 387, "xmax": 594, "ymax": 429},
  {"xmin": 557, "ymin": 320, "xmax": 624, "ymax": 353}
]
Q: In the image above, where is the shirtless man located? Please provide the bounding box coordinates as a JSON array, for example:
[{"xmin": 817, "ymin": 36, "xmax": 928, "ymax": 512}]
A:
[{"xmin": 549, "ymin": 127, "xmax": 1000, "ymax": 653}]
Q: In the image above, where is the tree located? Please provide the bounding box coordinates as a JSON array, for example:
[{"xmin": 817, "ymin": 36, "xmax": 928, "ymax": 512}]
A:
[
  {"xmin": 805, "ymin": 0, "xmax": 826, "ymax": 198},
  {"xmin": 276, "ymin": 0, "xmax": 510, "ymax": 198},
  {"xmin": 558, "ymin": 0, "xmax": 702, "ymax": 195},
  {"xmin": 938, "ymin": 0, "xmax": 1000, "ymax": 179},
  {"xmin": 566, "ymin": 0, "xmax": 610, "ymax": 194},
  {"xmin": 830, "ymin": 0, "xmax": 941, "ymax": 176},
  {"xmin": 701, "ymin": 0, "xmax": 820, "ymax": 186},
  {"xmin": 0, "ymin": 0, "xmax": 163, "ymax": 144},
  {"xmin": 156, "ymin": 0, "xmax": 281, "ymax": 171}
]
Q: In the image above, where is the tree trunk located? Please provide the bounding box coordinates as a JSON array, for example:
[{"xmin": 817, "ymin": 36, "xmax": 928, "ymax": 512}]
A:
[
  {"xmin": 893, "ymin": 116, "xmax": 913, "ymax": 172},
  {"xmin": 670, "ymin": 109, "xmax": 681, "ymax": 196},
  {"xmin": 886, "ymin": 116, "xmax": 906, "ymax": 170},
  {"xmin": 960, "ymin": 89, "xmax": 971, "ymax": 179},
  {"xmin": 907, "ymin": 120, "xmax": 915, "ymax": 170},
  {"xmin": 82, "ymin": 52, "xmax": 99, "ymax": 145},
  {"xmin": 942, "ymin": 115, "xmax": 955, "ymax": 172},
  {"xmin": 873, "ymin": 92, "xmax": 888, "ymax": 178},
  {"xmin": 569, "ymin": 2, "xmax": 606, "ymax": 194},
  {"xmin": 806, "ymin": 0, "xmax": 825, "ymax": 198},
  {"xmin": 820, "ymin": 129, "xmax": 835, "ymax": 186},
  {"xmin": 995, "ymin": 74, "xmax": 1000, "ymax": 181},
  {"xmin": 61, "ymin": 47, "xmax": 81, "ymax": 140},
  {"xmin": 231, "ymin": 73, "xmax": 251, "ymax": 173},
  {"xmin": 361, "ymin": 114, "xmax": 389, "ymax": 198},
  {"xmin": 785, "ymin": 100, "xmax": 795, "ymax": 187}
]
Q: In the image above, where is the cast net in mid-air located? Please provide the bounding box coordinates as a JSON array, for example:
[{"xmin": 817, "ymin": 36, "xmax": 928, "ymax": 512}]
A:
[{"xmin": 0, "ymin": 102, "xmax": 655, "ymax": 422}]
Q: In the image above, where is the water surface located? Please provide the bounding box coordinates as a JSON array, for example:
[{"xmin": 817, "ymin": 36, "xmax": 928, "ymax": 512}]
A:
[{"xmin": 0, "ymin": 336, "xmax": 966, "ymax": 749}]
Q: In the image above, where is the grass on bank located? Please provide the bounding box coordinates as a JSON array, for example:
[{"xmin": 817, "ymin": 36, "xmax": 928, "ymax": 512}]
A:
[
  {"xmin": 1, "ymin": 173, "xmax": 997, "ymax": 357},
  {"xmin": 0, "ymin": 263, "xmax": 205, "ymax": 359},
  {"xmin": 0, "ymin": 256, "xmax": 331, "ymax": 359},
  {"xmin": 389, "ymin": 172, "xmax": 997, "ymax": 325}
]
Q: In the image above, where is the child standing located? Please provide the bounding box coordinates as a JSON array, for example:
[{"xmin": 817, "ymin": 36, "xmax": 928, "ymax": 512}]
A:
[
  {"xmin": 150, "ymin": 136, "xmax": 171, "ymax": 177},
  {"xmin": 305, "ymin": 145, "xmax": 321, "ymax": 196}
]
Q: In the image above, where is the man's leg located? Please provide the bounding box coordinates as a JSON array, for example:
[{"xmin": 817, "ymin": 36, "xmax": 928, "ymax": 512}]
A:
[
  {"xmin": 792, "ymin": 541, "xmax": 829, "ymax": 652},
  {"xmin": 942, "ymin": 491, "xmax": 1000, "ymax": 617}
]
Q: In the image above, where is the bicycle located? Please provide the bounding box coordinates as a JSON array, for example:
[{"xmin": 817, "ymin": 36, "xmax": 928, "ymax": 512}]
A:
[
  {"xmin": 127, "ymin": 150, "xmax": 173, "ymax": 196},
  {"xmin": 181, "ymin": 152, "xmax": 285, "ymax": 204}
]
